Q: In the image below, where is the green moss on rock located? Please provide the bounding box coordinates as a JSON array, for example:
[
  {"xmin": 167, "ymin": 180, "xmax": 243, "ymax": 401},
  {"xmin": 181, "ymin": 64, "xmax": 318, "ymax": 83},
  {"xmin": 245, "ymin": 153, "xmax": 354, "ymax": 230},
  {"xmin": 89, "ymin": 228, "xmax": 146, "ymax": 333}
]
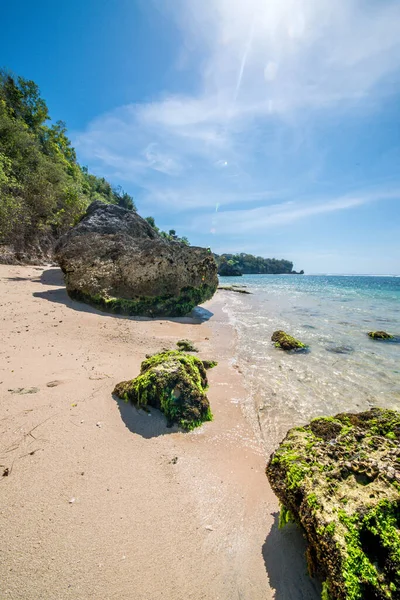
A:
[
  {"xmin": 266, "ymin": 408, "xmax": 400, "ymax": 600},
  {"xmin": 271, "ymin": 330, "xmax": 307, "ymax": 351},
  {"xmin": 176, "ymin": 339, "xmax": 198, "ymax": 352},
  {"xmin": 368, "ymin": 331, "xmax": 394, "ymax": 340},
  {"xmin": 201, "ymin": 359, "xmax": 218, "ymax": 370},
  {"xmin": 69, "ymin": 283, "xmax": 215, "ymax": 318},
  {"xmin": 113, "ymin": 350, "xmax": 213, "ymax": 430}
]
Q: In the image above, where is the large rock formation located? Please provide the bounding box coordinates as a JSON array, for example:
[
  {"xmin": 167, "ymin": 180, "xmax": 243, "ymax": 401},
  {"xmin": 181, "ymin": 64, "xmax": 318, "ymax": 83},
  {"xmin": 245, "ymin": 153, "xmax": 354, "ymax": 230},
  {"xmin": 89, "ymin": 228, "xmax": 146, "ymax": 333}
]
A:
[
  {"xmin": 113, "ymin": 350, "xmax": 215, "ymax": 430},
  {"xmin": 266, "ymin": 408, "xmax": 400, "ymax": 600},
  {"xmin": 55, "ymin": 202, "xmax": 218, "ymax": 317}
]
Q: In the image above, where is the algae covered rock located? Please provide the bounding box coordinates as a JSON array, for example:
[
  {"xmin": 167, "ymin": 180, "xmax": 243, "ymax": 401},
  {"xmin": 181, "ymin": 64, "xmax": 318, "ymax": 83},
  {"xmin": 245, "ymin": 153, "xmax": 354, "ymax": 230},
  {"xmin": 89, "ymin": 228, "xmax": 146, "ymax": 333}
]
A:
[
  {"xmin": 266, "ymin": 408, "xmax": 400, "ymax": 600},
  {"xmin": 271, "ymin": 330, "xmax": 307, "ymax": 351},
  {"xmin": 55, "ymin": 201, "xmax": 218, "ymax": 317},
  {"xmin": 176, "ymin": 339, "xmax": 198, "ymax": 352},
  {"xmin": 368, "ymin": 331, "xmax": 394, "ymax": 340},
  {"xmin": 113, "ymin": 351, "xmax": 215, "ymax": 430}
]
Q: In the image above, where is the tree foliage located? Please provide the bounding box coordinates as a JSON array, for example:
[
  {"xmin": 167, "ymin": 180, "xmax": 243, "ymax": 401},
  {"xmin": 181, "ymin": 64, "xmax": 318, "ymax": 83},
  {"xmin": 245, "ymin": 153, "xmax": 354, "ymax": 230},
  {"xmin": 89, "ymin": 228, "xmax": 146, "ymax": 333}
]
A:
[
  {"xmin": 215, "ymin": 253, "xmax": 295, "ymax": 274},
  {"xmin": 145, "ymin": 216, "xmax": 190, "ymax": 245},
  {"xmin": 0, "ymin": 69, "xmax": 135, "ymax": 253}
]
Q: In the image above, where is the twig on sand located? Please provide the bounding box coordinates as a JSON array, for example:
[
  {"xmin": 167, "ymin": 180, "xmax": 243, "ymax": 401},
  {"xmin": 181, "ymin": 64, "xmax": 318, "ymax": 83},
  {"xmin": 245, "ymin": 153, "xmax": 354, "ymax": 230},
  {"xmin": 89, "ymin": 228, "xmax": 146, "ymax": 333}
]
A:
[
  {"xmin": 25, "ymin": 414, "xmax": 55, "ymax": 441},
  {"xmin": 0, "ymin": 414, "xmax": 58, "ymax": 477}
]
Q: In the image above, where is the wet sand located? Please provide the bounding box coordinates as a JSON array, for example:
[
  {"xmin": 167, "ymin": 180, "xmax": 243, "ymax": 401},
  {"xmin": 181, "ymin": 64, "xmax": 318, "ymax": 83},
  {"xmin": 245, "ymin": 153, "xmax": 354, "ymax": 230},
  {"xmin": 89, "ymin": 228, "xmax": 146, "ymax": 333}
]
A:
[{"xmin": 0, "ymin": 265, "xmax": 320, "ymax": 600}]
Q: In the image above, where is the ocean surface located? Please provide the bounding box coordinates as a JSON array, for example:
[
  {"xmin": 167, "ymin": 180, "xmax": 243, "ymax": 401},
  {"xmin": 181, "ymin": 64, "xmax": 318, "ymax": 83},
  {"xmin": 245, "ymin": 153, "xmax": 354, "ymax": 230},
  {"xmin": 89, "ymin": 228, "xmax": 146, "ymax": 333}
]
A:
[{"xmin": 219, "ymin": 275, "xmax": 400, "ymax": 452}]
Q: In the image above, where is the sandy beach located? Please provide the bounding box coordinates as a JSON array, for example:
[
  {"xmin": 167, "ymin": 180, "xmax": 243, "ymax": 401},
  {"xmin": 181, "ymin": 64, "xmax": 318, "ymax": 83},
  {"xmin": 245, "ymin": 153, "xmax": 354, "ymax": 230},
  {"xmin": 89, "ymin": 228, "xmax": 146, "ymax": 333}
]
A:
[{"xmin": 0, "ymin": 264, "xmax": 320, "ymax": 600}]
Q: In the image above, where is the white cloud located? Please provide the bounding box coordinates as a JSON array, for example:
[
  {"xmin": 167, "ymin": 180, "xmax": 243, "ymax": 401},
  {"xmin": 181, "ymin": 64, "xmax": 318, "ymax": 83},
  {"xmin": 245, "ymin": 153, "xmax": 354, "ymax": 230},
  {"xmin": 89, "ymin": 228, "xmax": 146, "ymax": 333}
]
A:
[
  {"xmin": 74, "ymin": 0, "xmax": 400, "ymax": 217},
  {"xmin": 184, "ymin": 188, "xmax": 400, "ymax": 234}
]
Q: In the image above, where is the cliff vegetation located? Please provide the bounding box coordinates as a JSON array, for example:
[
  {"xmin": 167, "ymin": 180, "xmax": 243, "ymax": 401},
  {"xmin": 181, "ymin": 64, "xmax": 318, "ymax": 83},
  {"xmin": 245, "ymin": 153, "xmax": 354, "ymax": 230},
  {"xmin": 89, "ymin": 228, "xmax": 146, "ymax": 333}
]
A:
[{"xmin": 0, "ymin": 69, "xmax": 135, "ymax": 262}]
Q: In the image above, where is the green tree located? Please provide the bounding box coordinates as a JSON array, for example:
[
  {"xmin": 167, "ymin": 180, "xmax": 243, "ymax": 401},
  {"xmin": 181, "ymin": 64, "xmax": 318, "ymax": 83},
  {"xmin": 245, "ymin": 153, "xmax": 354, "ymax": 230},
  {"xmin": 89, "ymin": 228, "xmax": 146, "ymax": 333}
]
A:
[
  {"xmin": 112, "ymin": 185, "xmax": 136, "ymax": 210},
  {"xmin": 0, "ymin": 69, "xmax": 138, "ymax": 253},
  {"xmin": 0, "ymin": 70, "xmax": 49, "ymax": 130}
]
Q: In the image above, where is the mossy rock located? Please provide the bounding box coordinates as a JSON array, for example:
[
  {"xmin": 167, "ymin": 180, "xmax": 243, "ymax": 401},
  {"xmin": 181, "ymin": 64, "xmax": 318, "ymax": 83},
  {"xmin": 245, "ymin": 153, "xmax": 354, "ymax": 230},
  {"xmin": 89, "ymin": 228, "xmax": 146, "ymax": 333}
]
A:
[
  {"xmin": 176, "ymin": 339, "xmax": 198, "ymax": 352},
  {"xmin": 266, "ymin": 408, "xmax": 400, "ymax": 600},
  {"xmin": 368, "ymin": 331, "xmax": 394, "ymax": 340},
  {"xmin": 69, "ymin": 284, "xmax": 215, "ymax": 318},
  {"xmin": 113, "ymin": 351, "xmax": 215, "ymax": 430},
  {"xmin": 271, "ymin": 330, "xmax": 307, "ymax": 351}
]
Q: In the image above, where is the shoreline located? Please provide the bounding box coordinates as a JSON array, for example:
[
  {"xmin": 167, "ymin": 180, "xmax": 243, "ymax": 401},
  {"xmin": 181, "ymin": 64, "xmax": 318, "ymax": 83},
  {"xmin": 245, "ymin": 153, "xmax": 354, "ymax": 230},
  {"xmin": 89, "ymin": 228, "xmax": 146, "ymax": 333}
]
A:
[{"xmin": 0, "ymin": 264, "xmax": 318, "ymax": 600}]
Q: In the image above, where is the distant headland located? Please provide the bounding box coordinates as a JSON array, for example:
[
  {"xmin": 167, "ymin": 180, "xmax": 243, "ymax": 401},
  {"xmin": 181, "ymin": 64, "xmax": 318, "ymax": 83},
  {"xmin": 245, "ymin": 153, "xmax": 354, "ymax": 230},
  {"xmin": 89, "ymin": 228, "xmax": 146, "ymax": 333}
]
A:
[{"xmin": 215, "ymin": 253, "xmax": 304, "ymax": 276}]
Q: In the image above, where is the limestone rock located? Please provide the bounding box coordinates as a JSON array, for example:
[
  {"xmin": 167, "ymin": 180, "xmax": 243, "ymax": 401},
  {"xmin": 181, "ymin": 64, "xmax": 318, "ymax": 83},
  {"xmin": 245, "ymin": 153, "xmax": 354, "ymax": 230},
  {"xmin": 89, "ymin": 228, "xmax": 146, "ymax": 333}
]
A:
[
  {"xmin": 55, "ymin": 201, "xmax": 218, "ymax": 317},
  {"xmin": 266, "ymin": 408, "xmax": 400, "ymax": 600},
  {"xmin": 113, "ymin": 351, "xmax": 215, "ymax": 430}
]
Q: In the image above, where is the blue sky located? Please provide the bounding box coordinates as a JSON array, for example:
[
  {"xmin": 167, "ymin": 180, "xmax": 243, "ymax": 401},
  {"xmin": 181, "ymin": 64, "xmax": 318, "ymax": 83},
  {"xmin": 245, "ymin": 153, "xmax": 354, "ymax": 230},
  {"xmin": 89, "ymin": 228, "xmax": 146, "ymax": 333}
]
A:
[{"xmin": 2, "ymin": 0, "xmax": 400, "ymax": 274}]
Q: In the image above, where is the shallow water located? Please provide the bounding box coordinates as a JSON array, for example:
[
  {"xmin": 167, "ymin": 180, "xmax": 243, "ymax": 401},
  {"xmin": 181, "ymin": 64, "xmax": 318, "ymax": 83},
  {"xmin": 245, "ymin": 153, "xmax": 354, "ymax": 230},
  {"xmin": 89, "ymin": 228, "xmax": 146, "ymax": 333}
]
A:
[{"xmin": 220, "ymin": 275, "xmax": 400, "ymax": 452}]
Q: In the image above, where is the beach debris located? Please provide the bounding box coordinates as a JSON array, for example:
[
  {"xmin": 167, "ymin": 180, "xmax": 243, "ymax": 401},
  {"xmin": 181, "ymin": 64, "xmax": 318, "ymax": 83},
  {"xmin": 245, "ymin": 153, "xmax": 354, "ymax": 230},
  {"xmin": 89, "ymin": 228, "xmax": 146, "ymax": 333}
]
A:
[
  {"xmin": 55, "ymin": 201, "xmax": 218, "ymax": 317},
  {"xmin": 2, "ymin": 467, "xmax": 9, "ymax": 477},
  {"xmin": 271, "ymin": 331, "xmax": 307, "ymax": 351},
  {"xmin": 368, "ymin": 330, "xmax": 394, "ymax": 340},
  {"xmin": 113, "ymin": 351, "xmax": 216, "ymax": 431},
  {"xmin": 96, "ymin": 422, "xmax": 102, "ymax": 428},
  {"xmin": 204, "ymin": 525, "xmax": 214, "ymax": 531},
  {"xmin": 8, "ymin": 387, "xmax": 39, "ymax": 394},
  {"xmin": 46, "ymin": 380, "xmax": 62, "ymax": 387},
  {"xmin": 266, "ymin": 408, "xmax": 400, "ymax": 600},
  {"xmin": 176, "ymin": 339, "xmax": 198, "ymax": 352},
  {"xmin": 69, "ymin": 497, "xmax": 76, "ymax": 504},
  {"xmin": 218, "ymin": 286, "xmax": 251, "ymax": 294},
  {"xmin": 170, "ymin": 457, "xmax": 178, "ymax": 464}
]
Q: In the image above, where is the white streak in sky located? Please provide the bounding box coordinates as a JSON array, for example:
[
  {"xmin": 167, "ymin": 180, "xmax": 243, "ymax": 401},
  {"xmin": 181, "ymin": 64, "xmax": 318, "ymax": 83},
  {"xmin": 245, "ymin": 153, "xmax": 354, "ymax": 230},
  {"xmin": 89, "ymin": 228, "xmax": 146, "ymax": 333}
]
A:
[{"xmin": 233, "ymin": 13, "xmax": 256, "ymax": 104}]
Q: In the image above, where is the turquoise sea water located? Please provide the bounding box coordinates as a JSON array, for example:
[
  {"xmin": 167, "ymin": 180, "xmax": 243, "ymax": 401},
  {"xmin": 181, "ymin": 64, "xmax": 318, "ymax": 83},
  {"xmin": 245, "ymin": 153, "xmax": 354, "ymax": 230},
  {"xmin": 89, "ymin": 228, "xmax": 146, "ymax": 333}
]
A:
[{"xmin": 219, "ymin": 275, "xmax": 400, "ymax": 451}]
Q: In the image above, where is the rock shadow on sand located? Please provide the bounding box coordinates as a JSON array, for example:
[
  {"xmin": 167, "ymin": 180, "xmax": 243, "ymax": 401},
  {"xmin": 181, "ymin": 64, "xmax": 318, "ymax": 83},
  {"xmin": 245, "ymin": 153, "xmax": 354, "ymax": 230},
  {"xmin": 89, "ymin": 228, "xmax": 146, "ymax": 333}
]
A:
[
  {"xmin": 262, "ymin": 512, "xmax": 321, "ymax": 600},
  {"xmin": 40, "ymin": 268, "xmax": 64, "ymax": 286},
  {"xmin": 114, "ymin": 396, "xmax": 179, "ymax": 439},
  {"xmin": 5, "ymin": 267, "xmax": 63, "ymax": 286}
]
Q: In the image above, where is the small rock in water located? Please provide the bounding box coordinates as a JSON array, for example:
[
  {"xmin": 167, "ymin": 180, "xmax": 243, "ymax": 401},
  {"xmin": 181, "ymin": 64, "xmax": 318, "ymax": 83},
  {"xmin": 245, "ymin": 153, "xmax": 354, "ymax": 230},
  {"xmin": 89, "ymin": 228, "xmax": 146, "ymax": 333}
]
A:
[
  {"xmin": 325, "ymin": 344, "xmax": 354, "ymax": 355},
  {"xmin": 368, "ymin": 330, "xmax": 393, "ymax": 340},
  {"xmin": 271, "ymin": 330, "xmax": 307, "ymax": 352}
]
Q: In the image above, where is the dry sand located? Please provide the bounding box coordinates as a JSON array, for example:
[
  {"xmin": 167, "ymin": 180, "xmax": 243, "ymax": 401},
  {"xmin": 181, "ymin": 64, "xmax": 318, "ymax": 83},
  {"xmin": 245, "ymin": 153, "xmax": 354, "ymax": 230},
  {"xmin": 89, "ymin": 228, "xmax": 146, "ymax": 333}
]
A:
[{"xmin": 0, "ymin": 265, "xmax": 320, "ymax": 600}]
